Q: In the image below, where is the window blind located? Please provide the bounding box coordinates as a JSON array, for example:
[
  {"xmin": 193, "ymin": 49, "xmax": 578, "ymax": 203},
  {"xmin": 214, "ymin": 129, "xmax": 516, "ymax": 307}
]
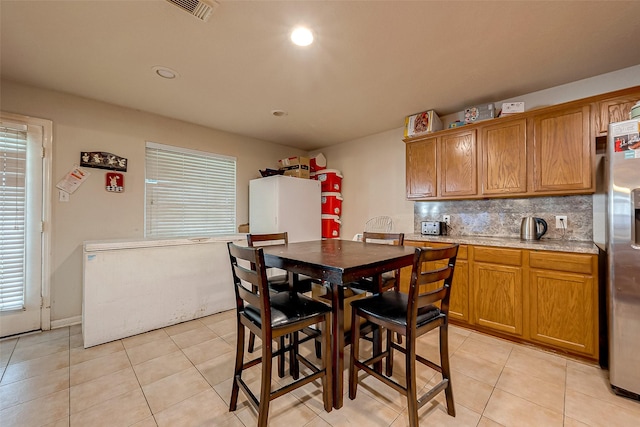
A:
[
  {"xmin": 0, "ymin": 124, "xmax": 28, "ymax": 311},
  {"xmin": 145, "ymin": 141, "xmax": 237, "ymax": 237}
]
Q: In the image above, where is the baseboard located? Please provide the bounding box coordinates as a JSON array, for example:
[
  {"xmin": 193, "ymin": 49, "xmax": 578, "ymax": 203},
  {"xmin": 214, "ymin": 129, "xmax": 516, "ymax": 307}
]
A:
[{"xmin": 50, "ymin": 315, "xmax": 82, "ymax": 330}]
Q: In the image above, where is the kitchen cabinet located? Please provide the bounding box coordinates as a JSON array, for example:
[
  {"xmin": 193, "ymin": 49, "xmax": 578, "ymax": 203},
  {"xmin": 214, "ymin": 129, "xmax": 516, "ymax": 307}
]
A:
[
  {"xmin": 406, "ymin": 137, "xmax": 437, "ymax": 199},
  {"xmin": 472, "ymin": 246, "xmax": 524, "ymax": 336},
  {"xmin": 439, "ymin": 130, "xmax": 477, "ymax": 197},
  {"xmin": 479, "ymin": 119, "xmax": 527, "ymax": 195},
  {"xmin": 402, "ymin": 239, "xmax": 601, "ymax": 361},
  {"xmin": 594, "ymin": 88, "xmax": 640, "ymax": 135},
  {"xmin": 529, "ymin": 251, "xmax": 598, "ymax": 359},
  {"xmin": 529, "ymin": 105, "xmax": 594, "ymax": 194}
]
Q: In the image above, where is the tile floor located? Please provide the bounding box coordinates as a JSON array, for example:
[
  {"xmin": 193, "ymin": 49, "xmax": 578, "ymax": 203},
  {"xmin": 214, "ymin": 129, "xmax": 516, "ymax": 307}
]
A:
[{"xmin": 1, "ymin": 309, "xmax": 640, "ymax": 427}]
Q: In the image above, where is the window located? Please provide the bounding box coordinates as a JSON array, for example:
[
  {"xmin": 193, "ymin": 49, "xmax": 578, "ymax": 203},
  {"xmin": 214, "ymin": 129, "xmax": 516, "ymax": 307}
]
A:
[
  {"xmin": 145, "ymin": 141, "xmax": 236, "ymax": 237},
  {"xmin": 0, "ymin": 124, "xmax": 28, "ymax": 311}
]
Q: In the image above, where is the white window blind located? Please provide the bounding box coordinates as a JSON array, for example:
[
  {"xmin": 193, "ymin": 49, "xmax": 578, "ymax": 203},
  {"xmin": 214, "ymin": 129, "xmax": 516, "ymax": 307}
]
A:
[
  {"xmin": 0, "ymin": 124, "xmax": 27, "ymax": 311},
  {"xmin": 145, "ymin": 141, "xmax": 237, "ymax": 237}
]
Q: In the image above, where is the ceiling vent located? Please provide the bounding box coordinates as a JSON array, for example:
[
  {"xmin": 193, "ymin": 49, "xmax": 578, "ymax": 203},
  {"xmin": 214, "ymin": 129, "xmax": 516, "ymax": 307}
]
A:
[{"xmin": 166, "ymin": 0, "xmax": 219, "ymax": 22}]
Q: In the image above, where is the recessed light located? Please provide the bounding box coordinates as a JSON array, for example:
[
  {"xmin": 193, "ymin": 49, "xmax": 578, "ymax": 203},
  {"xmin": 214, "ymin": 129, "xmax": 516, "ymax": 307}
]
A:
[
  {"xmin": 291, "ymin": 27, "xmax": 313, "ymax": 46},
  {"xmin": 271, "ymin": 110, "xmax": 288, "ymax": 117},
  {"xmin": 152, "ymin": 66, "xmax": 179, "ymax": 79}
]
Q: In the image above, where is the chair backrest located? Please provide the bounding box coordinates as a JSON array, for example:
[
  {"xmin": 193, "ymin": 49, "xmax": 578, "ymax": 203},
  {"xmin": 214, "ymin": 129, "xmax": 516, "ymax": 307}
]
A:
[
  {"xmin": 364, "ymin": 216, "xmax": 393, "ymax": 232},
  {"xmin": 362, "ymin": 232, "xmax": 404, "ymax": 246},
  {"xmin": 227, "ymin": 242, "xmax": 271, "ymax": 326},
  {"xmin": 247, "ymin": 232, "xmax": 288, "ymax": 247},
  {"xmin": 407, "ymin": 244, "xmax": 459, "ymax": 318}
]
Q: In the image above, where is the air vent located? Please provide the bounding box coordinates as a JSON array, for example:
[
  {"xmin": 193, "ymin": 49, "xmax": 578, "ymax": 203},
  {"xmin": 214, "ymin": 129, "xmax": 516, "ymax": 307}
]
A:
[{"xmin": 166, "ymin": 0, "xmax": 219, "ymax": 22}]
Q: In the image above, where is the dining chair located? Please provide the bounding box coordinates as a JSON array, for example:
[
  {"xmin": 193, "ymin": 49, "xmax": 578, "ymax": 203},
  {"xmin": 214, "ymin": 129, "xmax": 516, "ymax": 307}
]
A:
[
  {"xmin": 348, "ymin": 244, "xmax": 459, "ymax": 427},
  {"xmin": 354, "ymin": 231, "xmax": 405, "ymax": 293},
  {"xmin": 227, "ymin": 242, "xmax": 332, "ymax": 427}
]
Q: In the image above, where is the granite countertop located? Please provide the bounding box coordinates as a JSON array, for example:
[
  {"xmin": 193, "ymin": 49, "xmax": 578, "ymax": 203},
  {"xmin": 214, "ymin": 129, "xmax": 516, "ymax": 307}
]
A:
[{"xmin": 405, "ymin": 234, "xmax": 599, "ymax": 254}]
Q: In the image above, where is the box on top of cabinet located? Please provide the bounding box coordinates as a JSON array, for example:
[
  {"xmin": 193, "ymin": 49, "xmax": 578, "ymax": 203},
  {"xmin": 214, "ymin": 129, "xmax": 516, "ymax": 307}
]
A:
[
  {"xmin": 404, "ymin": 110, "xmax": 443, "ymax": 138},
  {"xmin": 464, "ymin": 103, "xmax": 495, "ymax": 123}
]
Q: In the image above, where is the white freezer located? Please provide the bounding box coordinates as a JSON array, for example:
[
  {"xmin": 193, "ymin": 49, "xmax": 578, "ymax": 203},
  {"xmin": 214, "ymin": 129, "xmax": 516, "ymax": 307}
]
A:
[{"xmin": 82, "ymin": 235, "xmax": 244, "ymax": 348}]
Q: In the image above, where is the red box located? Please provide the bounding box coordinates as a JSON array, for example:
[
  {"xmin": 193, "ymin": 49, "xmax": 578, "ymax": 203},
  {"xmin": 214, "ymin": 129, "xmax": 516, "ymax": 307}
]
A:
[
  {"xmin": 321, "ymin": 214, "xmax": 341, "ymax": 238},
  {"xmin": 321, "ymin": 192, "xmax": 343, "ymax": 215},
  {"xmin": 315, "ymin": 169, "xmax": 343, "ymax": 192}
]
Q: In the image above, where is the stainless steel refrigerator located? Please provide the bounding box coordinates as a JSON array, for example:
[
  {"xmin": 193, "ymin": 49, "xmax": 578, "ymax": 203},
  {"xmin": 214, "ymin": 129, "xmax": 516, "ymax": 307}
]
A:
[{"xmin": 606, "ymin": 118, "xmax": 640, "ymax": 399}]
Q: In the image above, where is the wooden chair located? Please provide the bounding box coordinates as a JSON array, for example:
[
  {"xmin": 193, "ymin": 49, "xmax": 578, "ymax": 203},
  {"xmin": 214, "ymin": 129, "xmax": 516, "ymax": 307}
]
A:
[
  {"xmin": 354, "ymin": 232, "xmax": 405, "ymax": 293},
  {"xmin": 348, "ymin": 244, "xmax": 459, "ymax": 427},
  {"xmin": 227, "ymin": 242, "xmax": 332, "ymax": 427}
]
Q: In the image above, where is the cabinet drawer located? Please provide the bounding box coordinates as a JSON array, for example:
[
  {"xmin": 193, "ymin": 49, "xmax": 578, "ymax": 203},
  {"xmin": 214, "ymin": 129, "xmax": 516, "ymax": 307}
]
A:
[
  {"xmin": 474, "ymin": 246, "xmax": 522, "ymax": 266},
  {"xmin": 423, "ymin": 242, "xmax": 467, "ymax": 260},
  {"xmin": 530, "ymin": 251, "xmax": 594, "ymax": 275}
]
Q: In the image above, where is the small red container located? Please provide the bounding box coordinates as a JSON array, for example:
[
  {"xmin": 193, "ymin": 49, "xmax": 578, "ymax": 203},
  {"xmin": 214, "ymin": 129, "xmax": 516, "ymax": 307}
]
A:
[
  {"xmin": 321, "ymin": 214, "xmax": 341, "ymax": 238},
  {"xmin": 321, "ymin": 192, "xmax": 343, "ymax": 215},
  {"xmin": 315, "ymin": 169, "xmax": 343, "ymax": 192}
]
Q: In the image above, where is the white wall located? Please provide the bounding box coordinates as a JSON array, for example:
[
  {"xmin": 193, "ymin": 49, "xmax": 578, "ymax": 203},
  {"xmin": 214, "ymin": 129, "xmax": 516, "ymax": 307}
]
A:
[
  {"xmin": 1, "ymin": 80, "xmax": 305, "ymax": 323},
  {"xmin": 319, "ymin": 65, "xmax": 640, "ymax": 242}
]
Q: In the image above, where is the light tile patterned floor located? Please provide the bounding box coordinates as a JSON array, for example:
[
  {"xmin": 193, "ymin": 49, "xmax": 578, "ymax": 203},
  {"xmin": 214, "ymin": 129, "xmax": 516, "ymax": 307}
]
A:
[{"xmin": 1, "ymin": 309, "xmax": 639, "ymax": 426}]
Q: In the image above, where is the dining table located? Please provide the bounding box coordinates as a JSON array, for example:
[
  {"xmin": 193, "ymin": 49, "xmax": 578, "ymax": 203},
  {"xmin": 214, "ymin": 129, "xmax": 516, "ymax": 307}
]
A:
[{"xmin": 261, "ymin": 238, "xmax": 417, "ymax": 409}]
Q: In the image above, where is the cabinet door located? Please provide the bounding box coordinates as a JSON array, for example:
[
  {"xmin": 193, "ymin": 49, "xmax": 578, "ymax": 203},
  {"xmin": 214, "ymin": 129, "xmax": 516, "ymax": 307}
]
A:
[
  {"xmin": 406, "ymin": 138, "xmax": 437, "ymax": 199},
  {"xmin": 398, "ymin": 241, "xmax": 426, "ymax": 293},
  {"xmin": 480, "ymin": 119, "xmax": 527, "ymax": 195},
  {"xmin": 596, "ymin": 92, "xmax": 640, "ymax": 134},
  {"xmin": 529, "ymin": 269, "xmax": 596, "ymax": 358},
  {"xmin": 529, "ymin": 105, "xmax": 593, "ymax": 193},
  {"xmin": 449, "ymin": 259, "xmax": 469, "ymax": 323},
  {"xmin": 439, "ymin": 130, "xmax": 477, "ymax": 197},
  {"xmin": 473, "ymin": 263, "xmax": 523, "ymax": 336}
]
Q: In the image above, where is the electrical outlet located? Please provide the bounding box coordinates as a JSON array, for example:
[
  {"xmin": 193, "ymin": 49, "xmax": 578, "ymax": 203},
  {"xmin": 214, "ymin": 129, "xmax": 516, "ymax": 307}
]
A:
[
  {"xmin": 555, "ymin": 215, "xmax": 567, "ymax": 229},
  {"xmin": 443, "ymin": 215, "xmax": 451, "ymax": 225},
  {"xmin": 59, "ymin": 190, "xmax": 69, "ymax": 202}
]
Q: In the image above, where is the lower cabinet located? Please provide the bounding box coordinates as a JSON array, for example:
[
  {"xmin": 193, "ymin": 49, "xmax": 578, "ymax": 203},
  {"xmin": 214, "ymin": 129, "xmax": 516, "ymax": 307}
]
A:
[
  {"xmin": 528, "ymin": 251, "xmax": 598, "ymax": 357},
  {"xmin": 401, "ymin": 240, "xmax": 600, "ymax": 361}
]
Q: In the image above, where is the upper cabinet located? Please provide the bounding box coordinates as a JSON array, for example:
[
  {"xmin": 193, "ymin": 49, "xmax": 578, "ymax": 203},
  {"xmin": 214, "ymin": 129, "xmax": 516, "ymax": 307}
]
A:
[
  {"xmin": 480, "ymin": 119, "xmax": 527, "ymax": 196},
  {"xmin": 529, "ymin": 105, "xmax": 594, "ymax": 194},
  {"xmin": 406, "ymin": 137, "xmax": 437, "ymax": 199},
  {"xmin": 439, "ymin": 130, "xmax": 477, "ymax": 197},
  {"xmin": 404, "ymin": 85, "xmax": 640, "ymax": 201}
]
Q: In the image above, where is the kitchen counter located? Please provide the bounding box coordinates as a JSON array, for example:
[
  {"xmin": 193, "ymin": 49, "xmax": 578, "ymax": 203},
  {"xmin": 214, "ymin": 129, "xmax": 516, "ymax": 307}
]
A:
[{"xmin": 406, "ymin": 234, "xmax": 599, "ymax": 254}]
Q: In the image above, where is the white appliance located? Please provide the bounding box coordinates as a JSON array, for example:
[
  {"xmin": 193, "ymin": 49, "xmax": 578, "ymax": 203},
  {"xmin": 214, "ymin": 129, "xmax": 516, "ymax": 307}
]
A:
[
  {"xmin": 82, "ymin": 236, "xmax": 242, "ymax": 348},
  {"xmin": 606, "ymin": 118, "xmax": 640, "ymax": 399},
  {"xmin": 249, "ymin": 175, "xmax": 321, "ymax": 242}
]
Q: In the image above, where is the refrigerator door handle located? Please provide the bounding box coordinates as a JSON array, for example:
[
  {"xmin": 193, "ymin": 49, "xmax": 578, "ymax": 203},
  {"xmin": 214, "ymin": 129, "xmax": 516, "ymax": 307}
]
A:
[{"xmin": 633, "ymin": 189, "xmax": 640, "ymax": 247}]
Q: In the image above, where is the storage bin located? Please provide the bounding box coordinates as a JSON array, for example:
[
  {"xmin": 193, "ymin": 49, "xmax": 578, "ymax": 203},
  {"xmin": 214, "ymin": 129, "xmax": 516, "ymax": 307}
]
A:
[
  {"xmin": 315, "ymin": 169, "xmax": 343, "ymax": 192},
  {"xmin": 321, "ymin": 214, "xmax": 341, "ymax": 238},
  {"xmin": 321, "ymin": 192, "xmax": 343, "ymax": 215}
]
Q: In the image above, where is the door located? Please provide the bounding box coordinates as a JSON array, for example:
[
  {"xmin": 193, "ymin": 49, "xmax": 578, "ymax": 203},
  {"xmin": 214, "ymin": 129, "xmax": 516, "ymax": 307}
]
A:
[{"xmin": 0, "ymin": 113, "xmax": 51, "ymax": 337}]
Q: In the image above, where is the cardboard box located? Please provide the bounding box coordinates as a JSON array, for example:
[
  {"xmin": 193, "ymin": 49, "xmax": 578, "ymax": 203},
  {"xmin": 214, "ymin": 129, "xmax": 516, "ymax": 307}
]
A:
[
  {"xmin": 501, "ymin": 102, "xmax": 525, "ymax": 114},
  {"xmin": 404, "ymin": 110, "xmax": 443, "ymax": 138},
  {"xmin": 311, "ymin": 283, "xmax": 366, "ymax": 332},
  {"xmin": 278, "ymin": 156, "xmax": 310, "ymax": 178},
  {"xmin": 464, "ymin": 103, "xmax": 495, "ymax": 123}
]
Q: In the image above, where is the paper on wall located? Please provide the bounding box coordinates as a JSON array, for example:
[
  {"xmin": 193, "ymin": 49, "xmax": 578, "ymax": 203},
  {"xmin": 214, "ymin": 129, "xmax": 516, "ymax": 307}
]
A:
[{"xmin": 56, "ymin": 165, "xmax": 90, "ymax": 194}]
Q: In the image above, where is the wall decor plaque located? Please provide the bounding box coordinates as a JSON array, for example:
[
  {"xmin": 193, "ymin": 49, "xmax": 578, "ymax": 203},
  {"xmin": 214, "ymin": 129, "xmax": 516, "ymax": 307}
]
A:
[{"xmin": 81, "ymin": 151, "xmax": 127, "ymax": 172}]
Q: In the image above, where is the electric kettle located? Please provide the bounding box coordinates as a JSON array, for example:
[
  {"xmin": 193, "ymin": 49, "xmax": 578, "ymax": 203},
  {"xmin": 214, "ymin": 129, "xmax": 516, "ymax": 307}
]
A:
[{"xmin": 520, "ymin": 217, "xmax": 548, "ymax": 240}]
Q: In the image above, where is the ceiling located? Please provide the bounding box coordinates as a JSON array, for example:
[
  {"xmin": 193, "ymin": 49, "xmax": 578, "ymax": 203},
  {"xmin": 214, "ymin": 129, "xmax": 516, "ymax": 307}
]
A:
[{"xmin": 2, "ymin": 1, "xmax": 640, "ymax": 151}]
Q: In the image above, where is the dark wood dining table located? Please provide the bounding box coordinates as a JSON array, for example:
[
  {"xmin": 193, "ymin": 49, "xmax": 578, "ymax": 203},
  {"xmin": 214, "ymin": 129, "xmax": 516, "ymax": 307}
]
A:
[{"xmin": 261, "ymin": 238, "xmax": 416, "ymax": 409}]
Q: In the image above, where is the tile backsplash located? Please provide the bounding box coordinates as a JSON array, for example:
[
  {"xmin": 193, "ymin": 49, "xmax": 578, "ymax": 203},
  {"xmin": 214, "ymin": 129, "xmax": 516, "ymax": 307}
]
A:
[{"xmin": 414, "ymin": 195, "xmax": 593, "ymax": 241}]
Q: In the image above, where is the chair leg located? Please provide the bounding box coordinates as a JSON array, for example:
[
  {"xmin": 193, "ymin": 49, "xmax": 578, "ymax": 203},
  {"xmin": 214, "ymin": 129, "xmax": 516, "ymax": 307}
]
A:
[
  {"xmin": 277, "ymin": 336, "xmax": 285, "ymax": 378},
  {"xmin": 258, "ymin": 334, "xmax": 273, "ymax": 427},
  {"xmin": 440, "ymin": 323, "xmax": 455, "ymax": 417},
  {"xmin": 348, "ymin": 309, "xmax": 361, "ymax": 400},
  {"xmin": 248, "ymin": 332, "xmax": 256, "ymax": 353},
  {"xmin": 385, "ymin": 329, "xmax": 394, "ymax": 377},
  {"xmin": 322, "ymin": 312, "xmax": 333, "ymax": 412},
  {"xmin": 405, "ymin": 335, "xmax": 419, "ymax": 427},
  {"xmin": 315, "ymin": 339, "xmax": 322, "ymax": 359},
  {"xmin": 291, "ymin": 332, "xmax": 300, "ymax": 380},
  {"xmin": 229, "ymin": 317, "xmax": 245, "ymax": 412}
]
